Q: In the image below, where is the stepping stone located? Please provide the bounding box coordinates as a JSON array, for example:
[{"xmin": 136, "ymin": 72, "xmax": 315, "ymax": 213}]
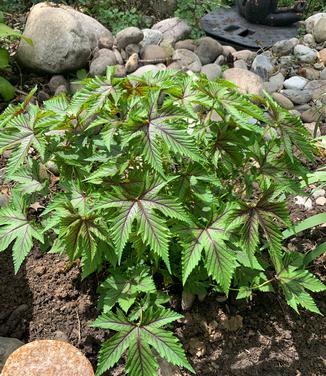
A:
[{"xmin": 2, "ymin": 340, "xmax": 94, "ymax": 376}]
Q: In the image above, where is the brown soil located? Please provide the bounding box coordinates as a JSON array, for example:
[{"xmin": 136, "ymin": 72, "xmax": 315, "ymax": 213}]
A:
[{"xmin": 0, "ymin": 198, "xmax": 325, "ymax": 376}]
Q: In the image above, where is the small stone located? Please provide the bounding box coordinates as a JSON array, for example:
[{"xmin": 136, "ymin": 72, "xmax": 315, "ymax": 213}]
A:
[
  {"xmin": 113, "ymin": 48, "xmax": 124, "ymax": 65},
  {"xmin": 232, "ymin": 49, "xmax": 256, "ymax": 62},
  {"xmin": 294, "ymin": 44, "xmax": 318, "ymax": 64},
  {"xmin": 251, "ymin": 54, "xmax": 273, "ymax": 81},
  {"xmin": 132, "ymin": 64, "xmax": 162, "ymax": 76},
  {"xmin": 141, "ymin": 44, "xmax": 166, "ymax": 61},
  {"xmin": 181, "ymin": 291, "xmax": 195, "ymax": 311},
  {"xmin": 300, "ymin": 67, "xmax": 320, "ymax": 81},
  {"xmin": 98, "ymin": 35, "xmax": 114, "ymax": 50},
  {"xmin": 316, "ymin": 196, "xmax": 326, "ymax": 206},
  {"xmin": 303, "ymin": 33, "xmax": 316, "ymax": 47},
  {"xmin": 223, "ymin": 68, "xmax": 263, "ymax": 95},
  {"xmin": 172, "ymin": 49, "xmax": 202, "ymax": 73},
  {"xmin": 125, "ymin": 53, "xmax": 139, "ymax": 73},
  {"xmin": 272, "ymin": 92, "xmax": 294, "ymax": 109},
  {"xmin": 215, "ymin": 55, "xmax": 225, "ymax": 65},
  {"xmin": 301, "ymin": 108, "xmax": 318, "ymax": 123},
  {"xmin": 140, "ymin": 29, "xmax": 163, "ymax": 48},
  {"xmin": 0, "ymin": 337, "xmax": 24, "ymax": 372},
  {"xmin": 234, "ymin": 60, "xmax": 247, "ymax": 70},
  {"xmin": 319, "ymin": 48, "xmax": 326, "ymax": 64},
  {"xmin": 188, "ymin": 338, "xmax": 206, "ymax": 357},
  {"xmin": 152, "ymin": 17, "xmax": 191, "ymax": 43},
  {"xmin": 48, "ymin": 75, "xmax": 69, "ymax": 94},
  {"xmin": 321, "ymin": 68, "xmax": 326, "ymax": 80},
  {"xmin": 313, "ymin": 17, "xmax": 326, "ymax": 43},
  {"xmin": 294, "ymin": 196, "xmax": 313, "ymax": 211},
  {"xmin": 272, "ymin": 38, "xmax": 299, "ymax": 56},
  {"xmin": 312, "ymin": 189, "xmax": 326, "ymax": 199},
  {"xmin": 89, "ymin": 49, "xmax": 117, "ymax": 76},
  {"xmin": 283, "ymin": 76, "xmax": 308, "ymax": 90},
  {"xmin": 268, "ymin": 72, "xmax": 285, "ymax": 91},
  {"xmin": 175, "ymin": 39, "xmax": 196, "ymax": 51},
  {"xmin": 195, "ymin": 37, "xmax": 223, "ymax": 65},
  {"xmin": 125, "ymin": 43, "xmax": 140, "ymax": 57},
  {"xmin": 201, "ymin": 63, "xmax": 222, "ymax": 80},
  {"xmin": 223, "ymin": 45, "xmax": 236, "ymax": 57},
  {"xmin": 54, "ymin": 85, "xmax": 68, "ymax": 96},
  {"xmin": 304, "ymin": 80, "xmax": 326, "ymax": 100},
  {"xmin": 314, "ymin": 63, "xmax": 324, "ymax": 71},
  {"xmin": 281, "ymin": 89, "xmax": 312, "ymax": 105},
  {"xmin": 116, "ymin": 27, "xmax": 143, "ymax": 50}
]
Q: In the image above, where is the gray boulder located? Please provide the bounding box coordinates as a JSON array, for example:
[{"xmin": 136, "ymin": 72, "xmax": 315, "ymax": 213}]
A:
[
  {"xmin": 89, "ymin": 49, "xmax": 117, "ymax": 76},
  {"xmin": 116, "ymin": 27, "xmax": 144, "ymax": 50},
  {"xmin": 172, "ymin": 49, "xmax": 202, "ymax": 73},
  {"xmin": 194, "ymin": 37, "xmax": 223, "ymax": 65},
  {"xmin": 16, "ymin": 2, "xmax": 113, "ymax": 73},
  {"xmin": 281, "ymin": 89, "xmax": 312, "ymax": 105},
  {"xmin": 272, "ymin": 38, "xmax": 298, "ymax": 57},
  {"xmin": 251, "ymin": 54, "xmax": 273, "ymax": 81},
  {"xmin": 140, "ymin": 29, "xmax": 163, "ymax": 48},
  {"xmin": 294, "ymin": 45, "xmax": 318, "ymax": 64},
  {"xmin": 152, "ymin": 17, "xmax": 191, "ymax": 43},
  {"xmin": 201, "ymin": 64, "xmax": 222, "ymax": 80},
  {"xmin": 305, "ymin": 13, "xmax": 326, "ymax": 34}
]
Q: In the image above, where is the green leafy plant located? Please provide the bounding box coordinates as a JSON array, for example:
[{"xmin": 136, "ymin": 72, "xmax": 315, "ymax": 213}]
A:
[
  {"xmin": 0, "ymin": 12, "xmax": 32, "ymax": 101},
  {"xmin": 0, "ymin": 68, "xmax": 325, "ymax": 375}
]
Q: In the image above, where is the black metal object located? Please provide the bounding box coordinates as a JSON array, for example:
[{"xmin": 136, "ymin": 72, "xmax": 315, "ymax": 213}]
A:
[{"xmin": 201, "ymin": 6, "xmax": 300, "ymax": 50}]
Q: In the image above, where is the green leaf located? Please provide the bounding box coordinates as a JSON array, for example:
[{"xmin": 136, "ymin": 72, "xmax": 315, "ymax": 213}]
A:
[
  {"xmin": 283, "ymin": 213, "xmax": 326, "ymax": 239},
  {"xmin": 0, "ymin": 76, "xmax": 15, "ymax": 101},
  {"xmin": 0, "ymin": 48, "xmax": 9, "ymax": 69}
]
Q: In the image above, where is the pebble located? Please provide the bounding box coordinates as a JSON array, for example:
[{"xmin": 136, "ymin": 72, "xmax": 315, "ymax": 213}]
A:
[
  {"xmin": 116, "ymin": 27, "xmax": 143, "ymax": 50},
  {"xmin": 201, "ymin": 63, "xmax": 222, "ymax": 80},
  {"xmin": 294, "ymin": 196, "xmax": 313, "ymax": 211},
  {"xmin": 281, "ymin": 89, "xmax": 312, "ymax": 105},
  {"xmin": 272, "ymin": 38, "xmax": 298, "ymax": 56},
  {"xmin": 195, "ymin": 37, "xmax": 223, "ymax": 65},
  {"xmin": 312, "ymin": 189, "xmax": 326, "ymax": 199},
  {"xmin": 294, "ymin": 44, "xmax": 318, "ymax": 64},
  {"xmin": 316, "ymin": 196, "xmax": 326, "ymax": 206},
  {"xmin": 251, "ymin": 54, "xmax": 273, "ymax": 81},
  {"xmin": 234, "ymin": 60, "xmax": 248, "ymax": 70},
  {"xmin": 174, "ymin": 39, "xmax": 196, "ymax": 51},
  {"xmin": 272, "ymin": 92, "xmax": 294, "ymax": 109},
  {"xmin": 48, "ymin": 75, "xmax": 69, "ymax": 94}
]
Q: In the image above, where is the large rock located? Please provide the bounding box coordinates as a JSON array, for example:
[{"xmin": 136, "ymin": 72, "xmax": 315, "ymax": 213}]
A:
[
  {"xmin": 116, "ymin": 27, "xmax": 143, "ymax": 50},
  {"xmin": 152, "ymin": 17, "xmax": 191, "ymax": 43},
  {"xmin": 141, "ymin": 45, "xmax": 167, "ymax": 61},
  {"xmin": 16, "ymin": 2, "xmax": 113, "ymax": 74},
  {"xmin": 0, "ymin": 337, "xmax": 24, "ymax": 372},
  {"xmin": 194, "ymin": 37, "xmax": 223, "ymax": 65},
  {"xmin": 313, "ymin": 17, "xmax": 326, "ymax": 43},
  {"xmin": 223, "ymin": 68, "xmax": 263, "ymax": 95},
  {"xmin": 172, "ymin": 49, "xmax": 202, "ymax": 73},
  {"xmin": 305, "ymin": 13, "xmax": 326, "ymax": 34}
]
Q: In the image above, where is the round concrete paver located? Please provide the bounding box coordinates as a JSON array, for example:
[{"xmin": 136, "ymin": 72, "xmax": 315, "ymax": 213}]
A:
[{"xmin": 2, "ymin": 340, "xmax": 94, "ymax": 376}]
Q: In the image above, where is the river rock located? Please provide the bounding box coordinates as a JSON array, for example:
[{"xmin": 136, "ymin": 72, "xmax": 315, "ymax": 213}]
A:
[
  {"xmin": 301, "ymin": 108, "xmax": 318, "ymax": 123},
  {"xmin": 320, "ymin": 68, "xmax": 326, "ymax": 80},
  {"xmin": 272, "ymin": 38, "xmax": 299, "ymax": 57},
  {"xmin": 300, "ymin": 67, "xmax": 320, "ymax": 81},
  {"xmin": 0, "ymin": 337, "xmax": 24, "ymax": 372},
  {"xmin": 98, "ymin": 35, "xmax": 114, "ymax": 50},
  {"xmin": 303, "ymin": 33, "xmax": 316, "ymax": 47},
  {"xmin": 132, "ymin": 64, "xmax": 163, "ymax": 76},
  {"xmin": 281, "ymin": 89, "xmax": 312, "ymax": 105},
  {"xmin": 306, "ymin": 13, "xmax": 326, "ymax": 33},
  {"xmin": 172, "ymin": 49, "xmax": 202, "ymax": 73},
  {"xmin": 141, "ymin": 45, "xmax": 166, "ymax": 61},
  {"xmin": 175, "ymin": 39, "xmax": 196, "ymax": 51},
  {"xmin": 194, "ymin": 37, "xmax": 223, "ymax": 65},
  {"xmin": 251, "ymin": 54, "xmax": 273, "ymax": 81},
  {"xmin": 313, "ymin": 17, "xmax": 326, "ymax": 43},
  {"xmin": 232, "ymin": 49, "xmax": 256, "ymax": 62},
  {"xmin": 283, "ymin": 76, "xmax": 308, "ymax": 90},
  {"xmin": 152, "ymin": 17, "xmax": 191, "ymax": 43},
  {"xmin": 319, "ymin": 48, "xmax": 326, "ymax": 64},
  {"xmin": 201, "ymin": 64, "xmax": 222, "ymax": 80},
  {"xmin": 223, "ymin": 68, "xmax": 263, "ymax": 95},
  {"xmin": 272, "ymin": 92, "xmax": 294, "ymax": 109},
  {"xmin": 89, "ymin": 49, "xmax": 117, "ymax": 76},
  {"xmin": 16, "ymin": 3, "xmax": 113, "ymax": 73},
  {"xmin": 304, "ymin": 80, "xmax": 326, "ymax": 100},
  {"xmin": 234, "ymin": 60, "xmax": 248, "ymax": 70},
  {"xmin": 140, "ymin": 29, "xmax": 163, "ymax": 48},
  {"xmin": 48, "ymin": 75, "xmax": 69, "ymax": 94},
  {"xmin": 116, "ymin": 27, "xmax": 143, "ymax": 50},
  {"xmin": 125, "ymin": 53, "xmax": 139, "ymax": 73},
  {"xmin": 294, "ymin": 45, "xmax": 318, "ymax": 64}
]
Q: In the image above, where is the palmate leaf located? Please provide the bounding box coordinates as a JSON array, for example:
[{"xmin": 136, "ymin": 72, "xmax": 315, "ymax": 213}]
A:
[
  {"xmin": 229, "ymin": 189, "xmax": 290, "ymax": 272},
  {"xmin": 0, "ymin": 206, "xmax": 43, "ymax": 272},
  {"xmin": 92, "ymin": 308, "xmax": 194, "ymax": 376},
  {"xmin": 96, "ymin": 177, "xmax": 189, "ymax": 269},
  {"xmin": 279, "ymin": 266, "xmax": 326, "ymax": 314},
  {"xmin": 176, "ymin": 209, "xmax": 237, "ymax": 294}
]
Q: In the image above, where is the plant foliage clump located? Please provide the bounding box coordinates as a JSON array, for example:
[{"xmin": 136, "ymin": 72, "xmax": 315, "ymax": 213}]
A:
[{"xmin": 0, "ymin": 68, "xmax": 325, "ymax": 375}]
